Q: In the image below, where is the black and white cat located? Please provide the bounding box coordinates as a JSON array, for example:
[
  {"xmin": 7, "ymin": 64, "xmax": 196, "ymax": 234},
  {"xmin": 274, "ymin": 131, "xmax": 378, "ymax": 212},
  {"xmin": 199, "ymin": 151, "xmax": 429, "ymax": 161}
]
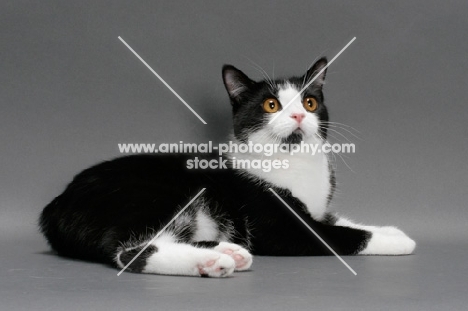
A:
[{"xmin": 39, "ymin": 58, "xmax": 415, "ymax": 277}]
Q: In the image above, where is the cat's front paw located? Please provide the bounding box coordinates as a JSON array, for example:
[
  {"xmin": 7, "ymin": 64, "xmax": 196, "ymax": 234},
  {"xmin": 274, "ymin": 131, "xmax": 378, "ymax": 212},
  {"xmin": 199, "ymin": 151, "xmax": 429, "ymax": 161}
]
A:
[
  {"xmin": 359, "ymin": 231, "xmax": 416, "ymax": 255},
  {"xmin": 214, "ymin": 242, "xmax": 253, "ymax": 271},
  {"xmin": 197, "ymin": 253, "xmax": 235, "ymax": 277}
]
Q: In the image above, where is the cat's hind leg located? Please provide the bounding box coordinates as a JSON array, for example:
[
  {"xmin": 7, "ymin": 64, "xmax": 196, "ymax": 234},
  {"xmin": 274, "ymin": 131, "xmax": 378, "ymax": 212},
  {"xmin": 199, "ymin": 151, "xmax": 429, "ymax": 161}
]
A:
[{"xmin": 116, "ymin": 234, "xmax": 235, "ymax": 277}]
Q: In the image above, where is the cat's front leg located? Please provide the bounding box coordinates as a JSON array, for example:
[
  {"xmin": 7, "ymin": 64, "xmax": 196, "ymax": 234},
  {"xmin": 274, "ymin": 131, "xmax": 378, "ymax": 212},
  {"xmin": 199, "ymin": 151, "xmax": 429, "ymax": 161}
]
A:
[{"xmin": 332, "ymin": 215, "xmax": 416, "ymax": 255}]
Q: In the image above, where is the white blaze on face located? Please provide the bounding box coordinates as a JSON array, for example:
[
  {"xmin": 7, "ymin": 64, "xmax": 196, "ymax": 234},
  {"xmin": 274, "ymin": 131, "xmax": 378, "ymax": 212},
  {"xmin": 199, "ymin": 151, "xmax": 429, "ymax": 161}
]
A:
[{"xmin": 278, "ymin": 83, "xmax": 303, "ymax": 115}]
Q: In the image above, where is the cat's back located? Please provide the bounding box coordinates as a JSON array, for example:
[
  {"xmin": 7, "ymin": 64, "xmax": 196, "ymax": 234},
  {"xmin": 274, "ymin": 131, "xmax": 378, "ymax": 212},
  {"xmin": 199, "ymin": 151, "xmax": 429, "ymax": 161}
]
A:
[
  {"xmin": 65, "ymin": 153, "xmax": 226, "ymax": 191},
  {"xmin": 45, "ymin": 153, "xmax": 239, "ymax": 211}
]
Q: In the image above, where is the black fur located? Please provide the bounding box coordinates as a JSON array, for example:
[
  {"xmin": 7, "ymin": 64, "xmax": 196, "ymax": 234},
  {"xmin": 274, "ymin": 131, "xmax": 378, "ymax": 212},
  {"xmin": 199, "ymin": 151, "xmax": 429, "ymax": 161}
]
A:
[{"xmin": 120, "ymin": 245, "xmax": 158, "ymax": 273}]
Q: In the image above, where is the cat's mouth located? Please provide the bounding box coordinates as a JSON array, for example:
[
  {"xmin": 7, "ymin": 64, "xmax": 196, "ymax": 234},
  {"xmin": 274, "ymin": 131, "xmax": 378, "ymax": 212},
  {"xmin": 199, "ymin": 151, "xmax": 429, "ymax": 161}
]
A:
[{"xmin": 281, "ymin": 129, "xmax": 304, "ymax": 144}]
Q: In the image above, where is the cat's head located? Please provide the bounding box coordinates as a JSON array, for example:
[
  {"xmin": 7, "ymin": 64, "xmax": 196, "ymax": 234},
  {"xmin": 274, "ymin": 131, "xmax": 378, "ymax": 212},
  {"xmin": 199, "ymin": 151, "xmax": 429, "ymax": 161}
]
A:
[{"xmin": 222, "ymin": 58, "xmax": 329, "ymax": 146}]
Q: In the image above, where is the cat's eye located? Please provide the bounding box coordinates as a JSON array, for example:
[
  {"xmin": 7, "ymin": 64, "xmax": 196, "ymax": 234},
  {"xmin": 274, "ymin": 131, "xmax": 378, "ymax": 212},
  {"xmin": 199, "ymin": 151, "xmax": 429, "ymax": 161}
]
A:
[
  {"xmin": 263, "ymin": 98, "xmax": 281, "ymax": 113},
  {"xmin": 303, "ymin": 97, "xmax": 318, "ymax": 112}
]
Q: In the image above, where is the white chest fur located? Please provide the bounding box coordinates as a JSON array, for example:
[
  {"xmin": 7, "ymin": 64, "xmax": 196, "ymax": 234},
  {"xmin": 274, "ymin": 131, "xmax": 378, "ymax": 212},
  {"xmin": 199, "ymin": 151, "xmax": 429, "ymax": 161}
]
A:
[{"xmin": 231, "ymin": 151, "xmax": 331, "ymax": 220}]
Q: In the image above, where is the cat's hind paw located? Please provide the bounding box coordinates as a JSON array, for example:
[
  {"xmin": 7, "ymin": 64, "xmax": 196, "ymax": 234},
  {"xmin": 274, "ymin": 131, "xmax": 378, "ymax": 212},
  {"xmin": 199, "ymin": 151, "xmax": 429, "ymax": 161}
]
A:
[
  {"xmin": 214, "ymin": 242, "xmax": 253, "ymax": 271},
  {"xmin": 197, "ymin": 253, "xmax": 236, "ymax": 277}
]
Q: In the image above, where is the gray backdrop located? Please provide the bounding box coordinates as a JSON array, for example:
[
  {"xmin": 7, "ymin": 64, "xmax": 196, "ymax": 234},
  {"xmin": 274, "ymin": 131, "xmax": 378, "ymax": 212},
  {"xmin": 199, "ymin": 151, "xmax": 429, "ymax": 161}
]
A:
[
  {"xmin": 1, "ymin": 1, "xmax": 468, "ymax": 310},
  {"xmin": 2, "ymin": 0, "xmax": 466, "ymax": 241}
]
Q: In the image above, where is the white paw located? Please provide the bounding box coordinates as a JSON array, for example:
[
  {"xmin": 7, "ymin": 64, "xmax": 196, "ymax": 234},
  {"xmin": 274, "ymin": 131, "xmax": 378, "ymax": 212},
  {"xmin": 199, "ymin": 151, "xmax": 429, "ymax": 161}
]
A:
[
  {"xmin": 214, "ymin": 242, "xmax": 253, "ymax": 271},
  {"xmin": 359, "ymin": 231, "xmax": 416, "ymax": 255},
  {"xmin": 197, "ymin": 253, "xmax": 235, "ymax": 277}
]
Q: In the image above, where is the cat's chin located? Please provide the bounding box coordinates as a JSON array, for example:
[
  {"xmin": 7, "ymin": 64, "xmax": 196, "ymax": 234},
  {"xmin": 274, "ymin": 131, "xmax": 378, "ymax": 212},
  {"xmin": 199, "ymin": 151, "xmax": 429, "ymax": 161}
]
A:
[{"xmin": 281, "ymin": 130, "xmax": 304, "ymax": 144}]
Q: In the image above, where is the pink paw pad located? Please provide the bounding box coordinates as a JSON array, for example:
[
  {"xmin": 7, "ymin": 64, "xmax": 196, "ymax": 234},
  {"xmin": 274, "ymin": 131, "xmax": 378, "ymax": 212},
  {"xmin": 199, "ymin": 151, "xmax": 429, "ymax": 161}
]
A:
[
  {"xmin": 214, "ymin": 242, "xmax": 253, "ymax": 271},
  {"xmin": 197, "ymin": 254, "xmax": 235, "ymax": 277},
  {"xmin": 233, "ymin": 254, "xmax": 244, "ymax": 261}
]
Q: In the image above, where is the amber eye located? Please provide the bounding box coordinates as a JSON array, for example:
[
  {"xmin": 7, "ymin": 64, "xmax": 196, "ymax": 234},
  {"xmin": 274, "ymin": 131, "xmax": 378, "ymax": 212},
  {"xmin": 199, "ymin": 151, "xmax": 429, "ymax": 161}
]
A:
[
  {"xmin": 263, "ymin": 98, "xmax": 281, "ymax": 113},
  {"xmin": 303, "ymin": 97, "xmax": 318, "ymax": 112}
]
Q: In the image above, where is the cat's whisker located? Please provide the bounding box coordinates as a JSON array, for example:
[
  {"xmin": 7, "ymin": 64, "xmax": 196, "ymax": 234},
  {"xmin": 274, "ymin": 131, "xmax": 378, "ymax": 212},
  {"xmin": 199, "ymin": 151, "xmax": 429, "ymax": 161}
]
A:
[
  {"xmin": 301, "ymin": 70, "xmax": 307, "ymax": 90},
  {"xmin": 319, "ymin": 122, "xmax": 363, "ymax": 141},
  {"xmin": 318, "ymin": 126, "xmax": 349, "ymax": 143},
  {"xmin": 244, "ymin": 57, "xmax": 276, "ymax": 93},
  {"xmin": 338, "ymin": 153, "xmax": 353, "ymax": 160},
  {"xmin": 332, "ymin": 149, "xmax": 355, "ymax": 173},
  {"xmin": 315, "ymin": 131, "xmax": 352, "ymax": 172},
  {"xmin": 324, "ymin": 125, "xmax": 363, "ymax": 141},
  {"xmin": 321, "ymin": 127, "xmax": 354, "ymax": 144},
  {"xmin": 322, "ymin": 123, "xmax": 358, "ymax": 133},
  {"xmin": 302, "ymin": 56, "xmax": 321, "ymax": 90},
  {"xmin": 320, "ymin": 130, "xmax": 345, "ymax": 143},
  {"xmin": 272, "ymin": 62, "xmax": 276, "ymax": 81},
  {"xmin": 328, "ymin": 151, "xmax": 338, "ymax": 168},
  {"xmin": 321, "ymin": 121, "xmax": 361, "ymax": 134},
  {"xmin": 321, "ymin": 123, "xmax": 362, "ymax": 140}
]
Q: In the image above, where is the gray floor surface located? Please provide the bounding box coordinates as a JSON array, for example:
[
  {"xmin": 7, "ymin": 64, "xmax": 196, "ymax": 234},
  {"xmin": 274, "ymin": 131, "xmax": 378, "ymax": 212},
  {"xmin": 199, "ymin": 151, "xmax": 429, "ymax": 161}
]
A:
[{"xmin": 2, "ymin": 237, "xmax": 466, "ymax": 311}]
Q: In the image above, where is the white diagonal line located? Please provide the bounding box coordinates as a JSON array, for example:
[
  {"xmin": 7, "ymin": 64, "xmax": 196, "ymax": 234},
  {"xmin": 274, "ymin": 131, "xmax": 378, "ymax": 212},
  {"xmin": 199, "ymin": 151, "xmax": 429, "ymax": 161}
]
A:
[
  {"xmin": 118, "ymin": 36, "xmax": 207, "ymax": 125},
  {"xmin": 269, "ymin": 37, "xmax": 356, "ymax": 124},
  {"xmin": 117, "ymin": 188, "xmax": 206, "ymax": 276},
  {"xmin": 268, "ymin": 188, "xmax": 357, "ymax": 276}
]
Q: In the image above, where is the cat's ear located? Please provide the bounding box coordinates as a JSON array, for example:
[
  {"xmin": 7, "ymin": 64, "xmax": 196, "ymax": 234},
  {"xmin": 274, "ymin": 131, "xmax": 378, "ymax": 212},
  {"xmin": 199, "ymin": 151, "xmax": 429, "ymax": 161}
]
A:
[
  {"xmin": 222, "ymin": 65, "xmax": 254, "ymax": 102},
  {"xmin": 304, "ymin": 57, "xmax": 328, "ymax": 87}
]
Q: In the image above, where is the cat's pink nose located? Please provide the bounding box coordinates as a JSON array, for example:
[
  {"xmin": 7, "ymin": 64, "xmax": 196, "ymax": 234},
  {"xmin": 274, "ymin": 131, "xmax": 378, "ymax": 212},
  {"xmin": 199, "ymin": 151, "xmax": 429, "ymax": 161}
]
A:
[{"xmin": 290, "ymin": 113, "xmax": 305, "ymax": 123}]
